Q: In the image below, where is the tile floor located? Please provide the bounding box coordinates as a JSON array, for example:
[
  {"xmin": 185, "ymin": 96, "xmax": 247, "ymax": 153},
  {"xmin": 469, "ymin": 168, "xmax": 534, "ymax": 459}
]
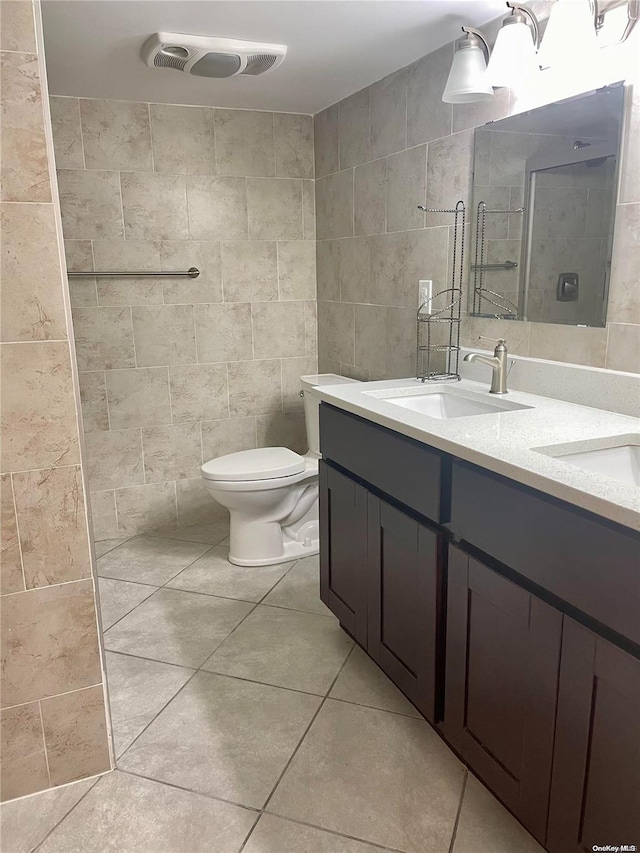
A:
[{"xmin": 1, "ymin": 524, "xmax": 545, "ymax": 853}]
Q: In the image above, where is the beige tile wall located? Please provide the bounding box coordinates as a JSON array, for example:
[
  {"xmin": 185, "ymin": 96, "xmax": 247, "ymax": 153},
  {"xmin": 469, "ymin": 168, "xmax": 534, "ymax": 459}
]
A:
[
  {"xmin": 314, "ymin": 22, "xmax": 640, "ymax": 379},
  {"xmin": 50, "ymin": 96, "xmax": 317, "ymax": 539},
  {"xmin": 0, "ymin": 0, "xmax": 110, "ymax": 802}
]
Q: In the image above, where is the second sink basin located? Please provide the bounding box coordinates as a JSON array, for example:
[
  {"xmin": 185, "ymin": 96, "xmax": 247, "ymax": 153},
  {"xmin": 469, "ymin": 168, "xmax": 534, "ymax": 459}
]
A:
[
  {"xmin": 535, "ymin": 436, "xmax": 640, "ymax": 487},
  {"xmin": 364, "ymin": 386, "xmax": 533, "ymax": 420}
]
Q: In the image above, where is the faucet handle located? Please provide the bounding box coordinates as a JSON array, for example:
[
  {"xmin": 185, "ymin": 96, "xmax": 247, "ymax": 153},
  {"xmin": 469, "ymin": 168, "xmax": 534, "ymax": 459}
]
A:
[{"xmin": 478, "ymin": 335, "xmax": 507, "ymax": 345}]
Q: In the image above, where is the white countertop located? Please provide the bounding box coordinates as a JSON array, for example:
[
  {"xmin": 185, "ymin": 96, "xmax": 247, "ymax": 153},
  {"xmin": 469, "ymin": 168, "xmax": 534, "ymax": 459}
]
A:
[{"xmin": 315, "ymin": 377, "xmax": 640, "ymax": 533}]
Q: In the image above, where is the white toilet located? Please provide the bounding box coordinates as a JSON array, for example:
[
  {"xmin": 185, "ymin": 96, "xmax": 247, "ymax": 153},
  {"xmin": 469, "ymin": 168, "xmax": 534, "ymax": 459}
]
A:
[{"xmin": 201, "ymin": 374, "xmax": 359, "ymax": 566}]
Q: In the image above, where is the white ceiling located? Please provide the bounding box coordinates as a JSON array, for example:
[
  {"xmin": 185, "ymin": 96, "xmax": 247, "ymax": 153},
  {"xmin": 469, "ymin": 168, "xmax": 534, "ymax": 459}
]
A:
[{"xmin": 41, "ymin": 0, "xmax": 505, "ymax": 114}]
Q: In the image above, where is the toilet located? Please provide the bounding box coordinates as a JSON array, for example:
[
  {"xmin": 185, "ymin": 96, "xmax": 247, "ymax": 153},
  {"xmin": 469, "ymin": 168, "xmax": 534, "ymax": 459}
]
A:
[{"xmin": 201, "ymin": 374, "xmax": 360, "ymax": 566}]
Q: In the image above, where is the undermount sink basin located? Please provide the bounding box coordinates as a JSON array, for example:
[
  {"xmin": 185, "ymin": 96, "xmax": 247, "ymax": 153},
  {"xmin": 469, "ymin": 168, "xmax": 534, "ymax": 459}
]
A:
[
  {"xmin": 536, "ymin": 437, "xmax": 640, "ymax": 487},
  {"xmin": 364, "ymin": 387, "xmax": 533, "ymax": 420}
]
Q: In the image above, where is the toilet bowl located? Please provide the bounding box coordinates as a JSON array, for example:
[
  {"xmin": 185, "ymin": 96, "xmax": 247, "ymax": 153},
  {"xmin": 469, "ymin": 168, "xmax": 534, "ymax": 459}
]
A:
[{"xmin": 201, "ymin": 374, "xmax": 359, "ymax": 566}]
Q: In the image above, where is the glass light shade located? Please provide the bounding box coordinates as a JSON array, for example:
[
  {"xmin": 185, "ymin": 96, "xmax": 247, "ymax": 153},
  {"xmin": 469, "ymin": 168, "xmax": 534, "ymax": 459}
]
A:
[
  {"xmin": 537, "ymin": 0, "xmax": 599, "ymax": 70},
  {"xmin": 485, "ymin": 21, "xmax": 538, "ymax": 88},
  {"xmin": 442, "ymin": 44, "xmax": 494, "ymax": 103}
]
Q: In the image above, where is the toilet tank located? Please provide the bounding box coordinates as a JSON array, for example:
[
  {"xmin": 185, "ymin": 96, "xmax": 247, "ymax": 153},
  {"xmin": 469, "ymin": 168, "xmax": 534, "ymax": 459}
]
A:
[{"xmin": 300, "ymin": 374, "xmax": 360, "ymax": 457}]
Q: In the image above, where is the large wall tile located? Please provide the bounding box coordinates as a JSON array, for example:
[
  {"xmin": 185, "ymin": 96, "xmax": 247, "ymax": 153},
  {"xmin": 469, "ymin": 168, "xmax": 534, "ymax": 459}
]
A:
[
  {"xmin": 369, "ymin": 232, "xmax": 407, "ymax": 306},
  {"xmin": 385, "ymin": 306, "xmax": 416, "ymax": 378},
  {"xmin": 49, "ymin": 97, "xmax": 84, "ymax": 169},
  {"xmin": 1, "ymin": 51, "xmax": 50, "ymax": 202},
  {"xmin": 247, "ymin": 178, "xmax": 303, "ymax": 240},
  {"xmin": 114, "ymin": 482, "xmax": 177, "ymax": 536},
  {"xmin": 150, "ymin": 104, "xmax": 216, "ymax": 175},
  {"xmin": 41, "ymin": 685, "xmax": 110, "ymax": 786},
  {"xmin": 529, "ymin": 323, "xmax": 607, "ymax": 367},
  {"xmin": 355, "ymin": 303, "xmax": 387, "ymax": 375},
  {"xmin": 304, "ymin": 299, "xmax": 317, "ymax": 356},
  {"xmin": 407, "ymin": 45, "xmax": 452, "ymax": 148},
  {"xmin": 12, "ymin": 466, "xmax": 91, "ymax": 589},
  {"xmin": 314, "ymin": 105, "xmax": 338, "ymax": 178},
  {"xmin": 620, "ymin": 88, "xmax": 640, "ymax": 204},
  {"xmin": 274, "ymin": 113, "xmax": 314, "ymax": 179},
  {"xmin": 0, "ymin": 580, "xmax": 102, "ymax": 707},
  {"xmin": 256, "ymin": 412, "xmax": 306, "ymax": 454},
  {"xmin": 316, "ymin": 240, "xmax": 341, "ymax": 302},
  {"xmin": 80, "ymin": 99, "xmax": 152, "ymax": 171},
  {"xmin": 221, "ymin": 241, "xmax": 278, "ymax": 302},
  {"xmin": 354, "ymin": 159, "xmax": 386, "ymax": 237},
  {"xmin": 215, "ymin": 109, "xmax": 275, "ymax": 177},
  {"xmin": 78, "ymin": 371, "xmax": 109, "ymax": 433},
  {"xmin": 228, "ymin": 359, "xmax": 282, "ymax": 416},
  {"xmin": 278, "ymin": 241, "xmax": 316, "ymax": 300},
  {"xmin": 90, "ymin": 490, "xmax": 119, "ymax": 541},
  {"xmin": 608, "ymin": 202, "xmax": 640, "ymax": 324},
  {"xmin": 606, "ymin": 323, "xmax": 640, "ymax": 371},
  {"xmin": 176, "ymin": 477, "xmax": 225, "ymax": 527},
  {"xmin": 339, "ymin": 237, "xmax": 371, "ymax": 304},
  {"xmin": 403, "ymin": 228, "xmax": 449, "ymax": 308},
  {"xmin": 57, "ymin": 169, "xmax": 123, "ymax": 239},
  {"xmin": 318, "ymin": 301, "xmax": 354, "ymax": 365},
  {"xmin": 338, "ymin": 88, "xmax": 370, "ymax": 170},
  {"xmin": 316, "ymin": 170, "xmax": 353, "ymax": 240},
  {"xmin": 0, "ymin": 341, "xmax": 80, "ymax": 472},
  {"xmin": 0, "ymin": 1, "xmax": 36, "ymax": 52},
  {"xmin": 252, "ymin": 301, "xmax": 306, "ymax": 358},
  {"xmin": 1, "ymin": 202, "xmax": 67, "ymax": 341},
  {"xmin": 85, "ymin": 429, "xmax": 144, "ymax": 491},
  {"xmin": 1, "ymin": 473, "xmax": 23, "ymax": 594},
  {"xmin": 302, "ymin": 179, "xmax": 316, "ymax": 238},
  {"xmin": 106, "ymin": 367, "xmax": 171, "ymax": 429},
  {"xmin": 0, "ymin": 703, "xmax": 49, "ymax": 800},
  {"xmin": 72, "ymin": 307, "xmax": 135, "ymax": 371},
  {"xmin": 93, "ymin": 240, "xmax": 163, "ymax": 306},
  {"xmin": 121, "ymin": 173, "xmax": 188, "ymax": 241},
  {"xmin": 161, "ymin": 241, "xmax": 223, "ymax": 304},
  {"xmin": 195, "ymin": 303, "xmax": 253, "ymax": 363},
  {"xmin": 131, "ymin": 305, "xmax": 196, "ymax": 367},
  {"xmin": 142, "ymin": 423, "xmax": 203, "ymax": 483},
  {"xmin": 201, "ymin": 417, "xmax": 256, "ymax": 461},
  {"xmin": 386, "ymin": 146, "xmax": 426, "ymax": 233},
  {"xmin": 452, "ymin": 86, "xmax": 510, "ymax": 135},
  {"xmin": 370, "ymin": 68, "xmax": 407, "ymax": 160},
  {"xmin": 187, "ymin": 176, "xmax": 248, "ymax": 240},
  {"xmin": 425, "ymin": 131, "xmax": 472, "ymax": 227},
  {"xmin": 169, "ymin": 364, "xmax": 229, "ymax": 423}
]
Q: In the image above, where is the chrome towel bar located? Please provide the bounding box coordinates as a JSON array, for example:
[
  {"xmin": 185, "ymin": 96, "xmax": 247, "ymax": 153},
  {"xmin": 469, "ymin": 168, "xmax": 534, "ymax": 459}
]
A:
[{"xmin": 67, "ymin": 267, "xmax": 200, "ymax": 279}]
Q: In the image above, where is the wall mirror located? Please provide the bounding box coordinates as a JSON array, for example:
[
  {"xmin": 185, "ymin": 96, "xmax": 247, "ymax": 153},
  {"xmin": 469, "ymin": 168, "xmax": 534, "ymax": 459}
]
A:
[{"xmin": 469, "ymin": 83, "xmax": 625, "ymax": 327}]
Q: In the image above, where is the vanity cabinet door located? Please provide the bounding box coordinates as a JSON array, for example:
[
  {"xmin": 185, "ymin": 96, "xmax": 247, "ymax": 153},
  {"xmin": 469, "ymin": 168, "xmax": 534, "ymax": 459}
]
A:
[
  {"xmin": 444, "ymin": 545, "xmax": 562, "ymax": 845},
  {"xmin": 546, "ymin": 619, "xmax": 640, "ymax": 853},
  {"xmin": 367, "ymin": 496, "xmax": 442, "ymax": 723},
  {"xmin": 319, "ymin": 461, "xmax": 368, "ymax": 646}
]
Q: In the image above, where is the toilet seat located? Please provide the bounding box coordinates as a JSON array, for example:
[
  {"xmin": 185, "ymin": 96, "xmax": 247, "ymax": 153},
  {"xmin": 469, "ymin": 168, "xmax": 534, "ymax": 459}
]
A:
[{"xmin": 201, "ymin": 447, "xmax": 305, "ymax": 482}]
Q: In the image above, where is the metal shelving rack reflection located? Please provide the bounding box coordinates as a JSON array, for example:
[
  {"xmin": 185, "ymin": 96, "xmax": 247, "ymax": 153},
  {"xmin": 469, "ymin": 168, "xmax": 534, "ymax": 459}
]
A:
[
  {"xmin": 472, "ymin": 201, "xmax": 523, "ymax": 318},
  {"xmin": 415, "ymin": 200, "xmax": 465, "ymax": 382}
]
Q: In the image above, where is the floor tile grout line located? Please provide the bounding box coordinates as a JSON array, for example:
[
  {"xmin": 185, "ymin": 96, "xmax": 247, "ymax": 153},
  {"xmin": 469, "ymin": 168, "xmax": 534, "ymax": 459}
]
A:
[
  {"xmin": 193, "ymin": 668, "xmax": 331, "ymax": 700},
  {"xmin": 259, "ymin": 640, "xmax": 357, "ymax": 814},
  {"xmin": 251, "ymin": 812, "xmax": 414, "ymax": 853},
  {"xmin": 32, "ymin": 775, "xmax": 103, "ymax": 853},
  {"xmin": 103, "ymin": 647, "xmax": 198, "ymax": 672},
  {"xmin": 447, "ymin": 770, "xmax": 468, "ymax": 853}
]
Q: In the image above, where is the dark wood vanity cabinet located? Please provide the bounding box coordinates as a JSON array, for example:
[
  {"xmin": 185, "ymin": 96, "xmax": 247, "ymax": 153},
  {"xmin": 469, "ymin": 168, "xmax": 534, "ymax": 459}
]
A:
[
  {"xmin": 547, "ymin": 619, "xmax": 640, "ymax": 853},
  {"xmin": 319, "ymin": 461, "xmax": 368, "ymax": 646},
  {"xmin": 319, "ymin": 403, "xmax": 640, "ymax": 852},
  {"xmin": 444, "ymin": 546, "xmax": 562, "ymax": 844},
  {"xmin": 367, "ymin": 496, "xmax": 442, "ymax": 723}
]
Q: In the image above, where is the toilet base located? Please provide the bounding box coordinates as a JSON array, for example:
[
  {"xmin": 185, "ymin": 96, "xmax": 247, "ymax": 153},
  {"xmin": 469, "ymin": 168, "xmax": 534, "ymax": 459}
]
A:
[{"xmin": 228, "ymin": 519, "xmax": 319, "ymax": 567}]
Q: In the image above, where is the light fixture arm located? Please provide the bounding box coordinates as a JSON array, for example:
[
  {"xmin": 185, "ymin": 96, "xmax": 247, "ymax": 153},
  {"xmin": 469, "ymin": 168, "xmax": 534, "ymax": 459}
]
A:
[
  {"xmin": 506, "ymin": 2, "xmax": 541, "ymax": 47},
  {"xmin": 460, "ymin": 26, "xmax": 491, "ymax": 63},
  {"xmin": 595, "ymin": 0, "xmax": 639, "ymax": 43}
]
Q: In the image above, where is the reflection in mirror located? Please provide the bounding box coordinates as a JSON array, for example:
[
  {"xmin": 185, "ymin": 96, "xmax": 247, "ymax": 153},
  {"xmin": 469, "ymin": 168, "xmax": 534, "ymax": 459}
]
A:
[{"xmin": 470, "ymin": 84, "xmax": 624, "ymax": 327}]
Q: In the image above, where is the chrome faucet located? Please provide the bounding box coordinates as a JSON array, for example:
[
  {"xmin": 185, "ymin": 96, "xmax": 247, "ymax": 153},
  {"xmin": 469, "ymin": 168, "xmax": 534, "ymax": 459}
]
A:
[{"xmin": 464, "ymin": 336, "xmax": 509, "ymax": 394}]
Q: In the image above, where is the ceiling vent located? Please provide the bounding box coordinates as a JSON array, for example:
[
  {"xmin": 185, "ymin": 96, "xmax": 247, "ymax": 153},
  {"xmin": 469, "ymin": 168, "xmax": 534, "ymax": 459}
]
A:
[{"xmin": 142, "ymin": 33, "xmax": 287, "ymax": 78}]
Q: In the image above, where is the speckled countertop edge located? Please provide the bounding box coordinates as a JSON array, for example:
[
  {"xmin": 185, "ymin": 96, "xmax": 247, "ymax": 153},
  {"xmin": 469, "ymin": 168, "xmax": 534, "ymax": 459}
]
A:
[{"xmin": 314, "ymin": 377, "xmax": 640, "ymax": 533}]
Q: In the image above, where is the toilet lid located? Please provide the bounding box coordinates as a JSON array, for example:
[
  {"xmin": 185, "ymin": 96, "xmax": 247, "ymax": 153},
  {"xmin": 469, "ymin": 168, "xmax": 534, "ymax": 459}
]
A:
[{"xmin": 201, "ymin": 447, "xmax": 306, "ymax": 482}]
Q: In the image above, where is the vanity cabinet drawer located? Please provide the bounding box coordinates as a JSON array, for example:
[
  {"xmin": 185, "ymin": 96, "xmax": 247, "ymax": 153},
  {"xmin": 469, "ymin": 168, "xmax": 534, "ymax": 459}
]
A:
[
  {"xmin": 450, "ymin": 460, "xmax": 640, "ymax": 646},
  {"xmin": 319, "ymin": 404, "xmax": 448, "ymax": 524}
]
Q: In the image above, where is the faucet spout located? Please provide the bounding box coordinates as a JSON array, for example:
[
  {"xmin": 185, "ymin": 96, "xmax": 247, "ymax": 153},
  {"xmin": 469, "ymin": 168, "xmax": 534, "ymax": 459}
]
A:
[{"xmin": 464, "ymin": 339, "xmax": 509, "ymax": 394}]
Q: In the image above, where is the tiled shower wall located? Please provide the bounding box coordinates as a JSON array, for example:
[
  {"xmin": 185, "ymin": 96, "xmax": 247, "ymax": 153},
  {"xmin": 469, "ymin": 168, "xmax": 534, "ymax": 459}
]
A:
[
  {"xmin": 314, "ymin": 20, "xmax": 640, "ymax": 378},
  {"xmin": 0, "ymin": 0, "xmax": 110, "ymax": 801},
  {"xmin": 50, "ymin": 97, "xmax": 316, "ymax": 540}
]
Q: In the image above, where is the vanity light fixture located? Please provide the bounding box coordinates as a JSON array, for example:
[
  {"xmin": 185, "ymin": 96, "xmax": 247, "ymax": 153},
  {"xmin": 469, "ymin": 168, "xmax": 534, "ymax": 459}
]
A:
[
  {"xmin": 442, "ymin": 27, "xmax": 494, "ymax": 103},
  {"xmin": 537, "ymin": 0, "xmax": 599, "ymax": 70},
  {"xmin": 485, "ymin": 2, "xmax": 541, "ymax": 88}
]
